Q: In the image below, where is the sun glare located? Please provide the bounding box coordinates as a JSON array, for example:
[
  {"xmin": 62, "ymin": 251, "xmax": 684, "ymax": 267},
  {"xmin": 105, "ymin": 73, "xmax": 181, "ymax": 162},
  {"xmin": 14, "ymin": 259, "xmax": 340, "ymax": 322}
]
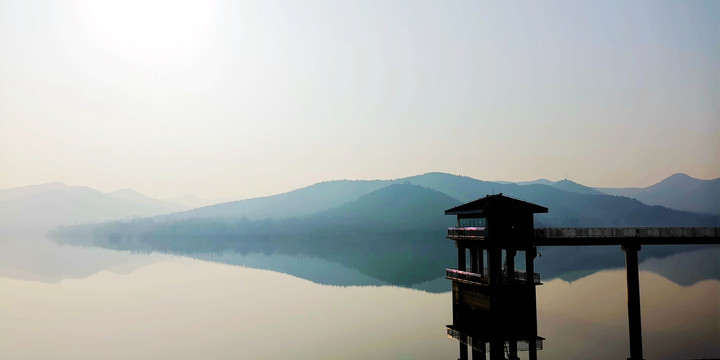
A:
[{"xmin": 74, "ymin": 0, "xmax": 216, "ymax": 66}]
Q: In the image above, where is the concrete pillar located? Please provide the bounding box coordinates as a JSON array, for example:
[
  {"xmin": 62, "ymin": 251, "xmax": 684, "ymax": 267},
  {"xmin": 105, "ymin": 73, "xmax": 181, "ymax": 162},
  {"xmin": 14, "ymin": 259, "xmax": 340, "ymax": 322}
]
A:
[
  {"xmin": 489, "ymin": 340, "xmax": 504, "ymax": 360},
  {"xmin": 471, "ymin": 346, "xmax": 481, "ymax": 360},
  {"xmin": 480, "ymin": 249, "xmax": 485, "ymax": 276},
  {"xmin": 488, "ymin": 248, "xmax": 502, "ymax": 283},
  {"xmin": 526, "ymin": 247, "xmax": 538, "ymax": 360},
  {"xmin": 508, "ymin": 339, "xmax": 518, "ymax": 359},
  {"xmin": 470, "ymin": 248, "xmax": 479, "ymax": 273},
  {"xmin": 622, "ymin": 243, "xmax": 644, "ymax": 360},
  {"xmin": 472, "ymin": 342, "xmax": 486, "ymax": 360},
  {"xmin": 506, "ymin": 249, "xmax": 516, "ymax": 278},
  {"xmin": 458, "ymin": 245, "xmax": 466, "ymax": 271},
  {"xmin": 459, "ymin": 342, "xmax": 468, "ymax": 360}
]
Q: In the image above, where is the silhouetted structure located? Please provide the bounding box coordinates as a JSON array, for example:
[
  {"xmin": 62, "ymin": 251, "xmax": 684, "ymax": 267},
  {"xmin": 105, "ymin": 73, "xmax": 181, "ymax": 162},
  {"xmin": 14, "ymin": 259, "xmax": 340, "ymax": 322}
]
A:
[
  {"xmin": 444, "ymin": 194, "xmax": 720, "ymax": 360},
  {"xmin": 445, "ymin": 194, "xmax": 546, "ymax": 360},
  {"xmin": 534, "ymin": 226, "xmax": 719, "ymax": 360}
]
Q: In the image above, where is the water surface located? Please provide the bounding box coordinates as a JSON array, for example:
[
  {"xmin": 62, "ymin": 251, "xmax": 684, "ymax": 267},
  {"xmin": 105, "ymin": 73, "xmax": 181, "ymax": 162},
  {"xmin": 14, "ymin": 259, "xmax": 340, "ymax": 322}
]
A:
[{"xmin": 1, "ymin": 235, "xmax": 717, "ymax": 359}]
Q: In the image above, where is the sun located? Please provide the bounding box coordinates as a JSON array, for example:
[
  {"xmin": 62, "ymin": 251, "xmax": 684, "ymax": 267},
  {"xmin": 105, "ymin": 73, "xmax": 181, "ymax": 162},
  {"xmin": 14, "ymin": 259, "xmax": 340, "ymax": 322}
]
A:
[{"xmin": 74, "ymin": 0, "xmax": 216, "ymax": 66}]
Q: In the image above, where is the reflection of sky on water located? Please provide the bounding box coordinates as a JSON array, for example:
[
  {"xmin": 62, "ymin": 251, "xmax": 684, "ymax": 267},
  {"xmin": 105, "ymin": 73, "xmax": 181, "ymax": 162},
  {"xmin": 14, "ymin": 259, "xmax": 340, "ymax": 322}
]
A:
[
  {"xmin": 0, "ymin": 235, "xmax": 168, "ymax": 283},
  {"xmin": 1, "ymin": 258, "xmax": 454, "ymax": 360},
  {"xmin": 539, "ymin": 270, "xmax": 719, "ymax": 360},
  {"xmin": 1, "ymin": 237, "xmax": 718, "ymax": 359}
]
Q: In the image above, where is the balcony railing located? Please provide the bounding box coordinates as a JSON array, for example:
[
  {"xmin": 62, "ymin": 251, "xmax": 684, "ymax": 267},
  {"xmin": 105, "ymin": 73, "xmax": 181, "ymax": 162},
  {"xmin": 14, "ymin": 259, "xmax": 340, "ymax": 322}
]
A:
[
  {"xmin": 446, "ymin": 326, "xmax": 544, "ymax": 351},
  {"xmin": 446, "ymin": 268, "xmax": 541, "ymax": 285},
  {"xmin": 447, "ymin": 227, "xmax": 486, "ymax": 240}
]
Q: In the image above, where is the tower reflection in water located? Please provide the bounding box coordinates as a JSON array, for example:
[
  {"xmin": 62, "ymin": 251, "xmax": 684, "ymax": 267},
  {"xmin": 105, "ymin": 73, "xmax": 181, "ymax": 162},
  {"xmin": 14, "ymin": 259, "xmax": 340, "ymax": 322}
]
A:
[{"xmin": 444, "ymin": 194, "xmax": 546, "ymax": 360}]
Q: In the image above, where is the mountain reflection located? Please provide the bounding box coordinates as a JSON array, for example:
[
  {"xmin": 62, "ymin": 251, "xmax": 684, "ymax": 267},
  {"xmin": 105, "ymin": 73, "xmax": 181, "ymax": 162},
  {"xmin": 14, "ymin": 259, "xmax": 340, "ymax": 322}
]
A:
[
  {"xmin": 50, "ymin": 230, "xmax": 719, "ymax": 291},
  {"xmin": 538, "ymin": 270, "xmax": 719, "ymax": 360},
  {"xmin": 1, "ymin": 250, "xmax": 717, "ymax": 360}
]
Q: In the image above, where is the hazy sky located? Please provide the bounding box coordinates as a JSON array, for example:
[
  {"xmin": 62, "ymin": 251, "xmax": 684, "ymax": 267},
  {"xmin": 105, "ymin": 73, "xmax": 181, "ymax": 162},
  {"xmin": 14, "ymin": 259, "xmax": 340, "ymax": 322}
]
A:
[{"xmin": 1, "ymin": 0, "xmax": 718, "ymax": 199}]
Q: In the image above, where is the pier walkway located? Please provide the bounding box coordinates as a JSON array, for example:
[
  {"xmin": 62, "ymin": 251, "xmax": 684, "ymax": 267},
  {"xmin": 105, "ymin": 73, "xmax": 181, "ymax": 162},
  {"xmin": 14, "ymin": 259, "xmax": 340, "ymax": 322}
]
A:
[{"xmin": 534, "ymin": 227, "xmax": 720, "ymax": 246}]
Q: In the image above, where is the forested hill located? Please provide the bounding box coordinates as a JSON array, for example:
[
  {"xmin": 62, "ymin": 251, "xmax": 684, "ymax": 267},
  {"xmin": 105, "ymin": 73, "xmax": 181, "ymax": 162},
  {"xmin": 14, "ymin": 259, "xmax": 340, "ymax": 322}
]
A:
[
  {"xmin": 596, "ymin": 173, "xmax": 720, "ymax": 215},
  {"xmin": 310, "ymin": 183, "xmax": 461, "ymax": 231},
  {"xmin": 51, "ymin": 184, "xmax": 462, "ymax": 286},
  {"xmin": 160, "ymin": 179, "xmax": 390, "ymax": 221},
  {"xmin": 155, "ymin": 172, "xmax": 720, "ymax": 227},
  {"xmin": 51, "ymin": 181, "xmax": 720, "ymax": 289},
  {"xmin": 397, "ymin": 173, "xmax": 720, "ymax": 227},
  {"xmin": 52, "ymin": 178, "xmax": 720, "ymax": 243},
  {"xmin": 53, "ymin": 183, "xmax": 460, "ymax": 242}
]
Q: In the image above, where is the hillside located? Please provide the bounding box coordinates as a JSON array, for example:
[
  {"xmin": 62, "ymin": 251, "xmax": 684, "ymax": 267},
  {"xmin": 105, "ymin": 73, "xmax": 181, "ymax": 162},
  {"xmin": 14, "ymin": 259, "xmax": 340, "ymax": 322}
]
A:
[
  {"xmin": 596, "ymin": 173, "xmax": 720, "ymax": 214},
  {"xmin": 51, "ymin": 184, "xmax": 462, "ymax": 286},
  {"xmin": 545, "ymin": 179, "xmax": 602, "ymax": 195},
  {"xmin": 153, "ymin": 172, "xmax": 720, "ymax": 224},
  {"xmin": 164, "ymin": 179, "xmax": 389, "ymax": 221},
  {"xmin": 0, "ymin": 183, "xmax": 186, "ymax": 229},
  {"xmin": 161, "ymin": 172, "xmax": 504, "ymax": 222},
  {"xmin": 51, "ymin": 179, "xmax": 720, "ymax": 288},
  {"xmin": 401, "ymin": 173, "xmax": 720, "ymax": 227},
  {"xmin": 9, "ymin": 173, "xmax": 719, "ymax": 231},
  {"xmin": 312, "ymin": 183, "xmax": 461, "ymax": 230}
]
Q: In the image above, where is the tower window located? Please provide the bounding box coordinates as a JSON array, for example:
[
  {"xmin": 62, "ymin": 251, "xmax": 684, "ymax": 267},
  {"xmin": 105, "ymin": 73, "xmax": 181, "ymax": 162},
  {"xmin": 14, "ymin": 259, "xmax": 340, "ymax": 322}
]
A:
[{"xmin": 459, "ymin": 217, "xmax": 486, "ymax": 227}]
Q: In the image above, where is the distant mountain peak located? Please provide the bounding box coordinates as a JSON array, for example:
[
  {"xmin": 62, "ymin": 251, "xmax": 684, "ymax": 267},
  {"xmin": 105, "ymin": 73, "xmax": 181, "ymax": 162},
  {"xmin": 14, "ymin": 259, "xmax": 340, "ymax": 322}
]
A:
[
  {"xmin": 662, "ymin": 173, "xmax": 694, "ymax": 182},
  {"xmin": 668, "ymin": 172, "xmax": 693, "ymax": 179},
  {"xmin": 596, "ymin": 172, "xmax": 720, "ymax": 215},
  {"xmin": 108, "ymin": 188, "xmax": 143, "ymax": 195},
  {"xmin": 651, "ymin": 173, "xmax": 701, "ymax": 188},
  {"xmin": 532, "ymin": 178, "xmax": 554, "ymax": 185}
]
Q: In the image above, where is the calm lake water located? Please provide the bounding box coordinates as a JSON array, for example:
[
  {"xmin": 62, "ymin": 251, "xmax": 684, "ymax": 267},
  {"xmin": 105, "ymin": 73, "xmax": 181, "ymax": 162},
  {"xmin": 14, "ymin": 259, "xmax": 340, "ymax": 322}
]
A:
[{"xmin": 1, "ymin": 234, "xmax": 718, "ymax": 359}]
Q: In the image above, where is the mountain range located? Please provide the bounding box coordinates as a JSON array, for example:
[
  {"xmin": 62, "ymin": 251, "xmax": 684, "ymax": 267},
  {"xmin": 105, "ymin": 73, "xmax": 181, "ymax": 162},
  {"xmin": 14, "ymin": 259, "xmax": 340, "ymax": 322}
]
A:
[
  {"xmin": 45, "ymin": 173, "xmax": 720, "ymax": 288},
  {"xmin": 596, "ymin": 173, "xmax": 720, "ymax": 214},
  {"xmin": 3, "ymin": 172, "xmax": 719, "ymax": 232},
  {"xmin": 159, "ymin": 172, "xmax": 720, "ymax": 223},
  {"xmin": 0, "ymin": 182, "xmax": 186, "ymax": 230}
]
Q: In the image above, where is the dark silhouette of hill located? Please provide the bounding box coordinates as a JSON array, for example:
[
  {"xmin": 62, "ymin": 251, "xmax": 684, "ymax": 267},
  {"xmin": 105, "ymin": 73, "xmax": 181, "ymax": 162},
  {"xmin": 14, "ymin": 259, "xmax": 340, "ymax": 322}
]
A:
[
  {"xmin": 514, "ymin": 179, "xmax": 554, "ymax": 186},
  {"xmin": 400, "ymin": 172, "xmax": 497, "ymax": 202},
  {"xmin": 596, "ymin": 173, "xmax": 720, "ymax": 214},
  {"xmin": 400, "ymin": 173, "xmax": 719, "ymax": 227},
  {"xmin": 156, "ymin": 172, "xmax": 719, "ymax": 225},
  {"xmin": 10, "ymin": 172, "xmax": 717, "ymax": 232},
  {"xmin": 511, "ymin": 185, "xmax": 720, "ymax": 227},
  {"xmin": 312, "ymin": 183, "xmax": 461, "ymax": 230},
  {"xmin": 546, "ymin": 179, "xmax": 602, "ymax": 195},
  {"xmin": 52, "ymin": 183, "xmax": 461, "ymax": 287},
  {"xmin": 161, "ymin": 172, "xmax": 495, "ymax": 222},
  {"xmin": 163, "ymin": 179, "xmax": 389, "ymax": 221},
  {"xmin": 495, "ymin": 178, "xmax": 601, "ymax": 195},
  {"xmin": 51, "ymin": 179, "xmax": 720, "ymax": 290}
]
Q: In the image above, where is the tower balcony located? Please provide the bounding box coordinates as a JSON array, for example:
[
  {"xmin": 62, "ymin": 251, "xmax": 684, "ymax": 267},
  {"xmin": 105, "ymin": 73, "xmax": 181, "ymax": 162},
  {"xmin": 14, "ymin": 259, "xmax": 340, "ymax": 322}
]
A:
[
  {"xmin": 446, "ymin": 268, "xmax": 541, "ymax": 285},
  {"xmin": 447, "ymin": 227, "xmax": 486, "ymax": 240},
  {"xmin": 446, "ymin": 325, "xmax": 544, "ymax": 352}
]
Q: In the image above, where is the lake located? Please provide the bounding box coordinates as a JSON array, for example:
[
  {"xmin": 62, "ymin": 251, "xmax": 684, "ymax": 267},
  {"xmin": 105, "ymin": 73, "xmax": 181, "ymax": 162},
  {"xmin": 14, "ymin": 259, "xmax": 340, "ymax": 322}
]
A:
[{"xmin": 1, "ymin": 233, "xmax": 718, "ymax": 359}]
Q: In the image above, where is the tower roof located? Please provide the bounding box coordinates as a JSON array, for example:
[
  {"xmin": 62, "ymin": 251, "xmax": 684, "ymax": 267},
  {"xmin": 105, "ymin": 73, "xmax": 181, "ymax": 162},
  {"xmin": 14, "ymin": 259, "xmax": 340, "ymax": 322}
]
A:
[{"xmin": 444, "ymin": 193, "xmax": 548, "ymax": 216}]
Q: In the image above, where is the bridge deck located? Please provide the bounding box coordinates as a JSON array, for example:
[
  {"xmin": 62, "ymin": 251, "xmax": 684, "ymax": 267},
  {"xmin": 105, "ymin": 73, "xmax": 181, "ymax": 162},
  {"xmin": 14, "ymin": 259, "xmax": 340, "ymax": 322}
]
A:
[{"xmin": 534, "ymin": 227, "xmax": 720, "ymax": 246}]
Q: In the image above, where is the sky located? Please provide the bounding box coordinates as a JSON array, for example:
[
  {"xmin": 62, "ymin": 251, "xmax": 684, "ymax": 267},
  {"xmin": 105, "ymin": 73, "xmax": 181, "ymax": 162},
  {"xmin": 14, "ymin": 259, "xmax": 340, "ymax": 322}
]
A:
[{"xmin": 1, "ymin": 0, "xmax": 718, "ymax": 200}]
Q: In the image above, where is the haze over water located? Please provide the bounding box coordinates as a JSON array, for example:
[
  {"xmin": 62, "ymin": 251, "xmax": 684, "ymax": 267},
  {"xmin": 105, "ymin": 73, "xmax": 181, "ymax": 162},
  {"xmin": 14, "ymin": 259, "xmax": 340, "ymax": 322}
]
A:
[
  {"xmin": 1, "ymin": 235, "xmax": 718, "ymax": 360},
  {"xmin": 1, "ymin": 1, "xmax": 719, "ymax": 358},
  {"xmin": 1, "ymin": 0, "xmax": 718, "ymax": 199}
]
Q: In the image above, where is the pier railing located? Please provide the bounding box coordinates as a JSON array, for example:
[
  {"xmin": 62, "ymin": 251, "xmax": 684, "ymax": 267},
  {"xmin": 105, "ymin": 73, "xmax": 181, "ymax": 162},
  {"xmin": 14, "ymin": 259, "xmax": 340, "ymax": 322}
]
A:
[
  {"xmin": 536, "ymin": 227, "xmax": 720, "ymax": 239},
  {"xmin": 534, "ymin": 227, "xmax": 720, "ymax": 246},
  {"xmin": 446, "ymin": 268, "xmax": 540, "ymax": 285}
]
